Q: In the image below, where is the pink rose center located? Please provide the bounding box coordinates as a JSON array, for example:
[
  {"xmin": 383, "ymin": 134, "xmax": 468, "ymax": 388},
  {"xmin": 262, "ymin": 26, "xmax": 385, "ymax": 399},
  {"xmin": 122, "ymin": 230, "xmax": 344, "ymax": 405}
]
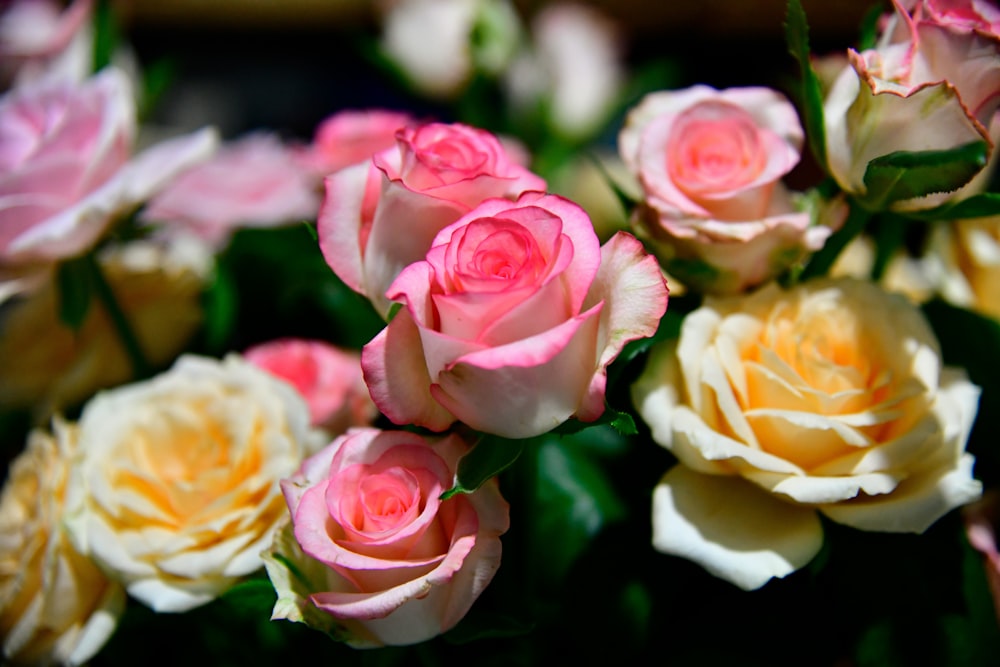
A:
[
  {"xmin": 416, "ymin": 135, "xmax": 487, "ymax": 173},
  {"xmin": 449, "ymin": 217, "xmax": 546, "ymax": 293},
  {"xmin": 666, "ymin": 102, "xmax": 766, "ymax": 196},
  {"xmin": 355, "ymin": 466, "xmax": 422, "ymax": 533}
]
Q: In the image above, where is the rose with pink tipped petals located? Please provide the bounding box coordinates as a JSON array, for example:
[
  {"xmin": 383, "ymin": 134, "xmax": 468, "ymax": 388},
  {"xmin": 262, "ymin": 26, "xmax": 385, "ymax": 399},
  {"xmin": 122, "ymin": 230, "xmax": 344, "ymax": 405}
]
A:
[
  {"xmin": 361, "ymin": 191, "xmax": 668, "ymax": 439},
  {"xmin": 297, "ymin": 109, "xmax": 413, "ymax": 177},
  {"xmin": 245, "ymin": 338, "xmax": 377, "ymax": 436},
  {"xmin": 619, "ymin": 85, "xmax": 830, "ymax": 294},
  {"xmin": 0, "ymin": 67, "xmax": 218, "ymax": 301},
  {"xmin": 824, "ymin": 0, "xmax": 1000, "ymax": 210},
  {"xmin": 318, "ymin": 121, "xmax": 546, "ymax": 317},
  {"xmin": 264, "ymin": 428, "xmax": 509, "ymax": 647},
  {"xmin": 140, "ymin": 132, "xmax": 319, "ymax": 249},
  {"xmin": 0, "ymin": 0, "xmax": 93, "ymax": 86}
]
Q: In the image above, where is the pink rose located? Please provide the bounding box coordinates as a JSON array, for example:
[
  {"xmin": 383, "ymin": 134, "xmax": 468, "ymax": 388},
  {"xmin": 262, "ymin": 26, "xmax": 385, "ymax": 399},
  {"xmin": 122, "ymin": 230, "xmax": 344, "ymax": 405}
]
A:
[
  {"xmin": 318, "ymin": 121, "xmax": 546, "ymax": 316},
  {"xmin": 140, "ymin": 132, "xmax": 320, "ymax": 248},
  {"xmin": 0, "ymin": 0, "xmax": 93, "ymax": 86},
  {"xmin": 619, "ymin": 85, "xmax": 830, "ymax": 294},
  {"xmin": 362, "ymin": 191, "xmax": 668, "ymax": 438},
  {"xmin": 0, "ymin": 67, "xmax": 217, "ymax": 300},
  {"xmin": 264, "ymin": 428, "xmax": 509, "ymax": 647},
  {"xmin": 824, "ymin": 0, "xmax": 1000, "ymax": 209},
  {"xmin": 296, "ymin": 108, "xmax": 413, "ymax": 176},
  {"xmin": 244, "ymin": 338, "xmax": 377, "ymax": 435},
  {"xmin": 964, "ymin": 491, "xmax": 1000, "ymax": 622}
]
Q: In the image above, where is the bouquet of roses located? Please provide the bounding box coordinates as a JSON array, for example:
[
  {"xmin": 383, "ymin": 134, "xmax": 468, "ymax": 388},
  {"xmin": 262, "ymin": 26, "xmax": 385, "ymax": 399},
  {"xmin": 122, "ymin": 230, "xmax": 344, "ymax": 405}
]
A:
[{"xmin": 1, "ymin": 0, "xmax": 999, "ymax": 665}]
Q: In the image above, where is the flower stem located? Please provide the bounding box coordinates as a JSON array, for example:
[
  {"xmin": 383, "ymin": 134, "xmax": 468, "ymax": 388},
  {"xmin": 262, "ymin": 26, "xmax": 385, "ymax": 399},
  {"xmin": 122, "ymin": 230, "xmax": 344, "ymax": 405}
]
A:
[
  {"xmin": 83, "ymin": 251, "xmax": 152, "ymax": 379},
  {"xmin": 800, "ymin": 200, "xmax": 871, "ymax": 281}
]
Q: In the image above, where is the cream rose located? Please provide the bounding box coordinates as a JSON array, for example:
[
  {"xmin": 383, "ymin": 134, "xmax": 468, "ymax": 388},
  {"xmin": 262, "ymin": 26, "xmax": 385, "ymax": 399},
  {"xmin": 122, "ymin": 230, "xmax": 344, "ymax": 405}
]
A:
[
  {"xmin": 924, "ymin": 214, "xmax": 1000, "ymax": 321},
  {"xmin": 633, "ymin": 278, "xmax": 982, "ymax": 590},
  {"xmin": 0, "ymin": 421, "xmax": 125, "ymax": 666},
  {"xmin": 0, "ymin": 236, "xmax": 210, "ymax": 419},
  {"xmin": 63, "ymin": 355, "xmax": 316, "ymax": 613}
]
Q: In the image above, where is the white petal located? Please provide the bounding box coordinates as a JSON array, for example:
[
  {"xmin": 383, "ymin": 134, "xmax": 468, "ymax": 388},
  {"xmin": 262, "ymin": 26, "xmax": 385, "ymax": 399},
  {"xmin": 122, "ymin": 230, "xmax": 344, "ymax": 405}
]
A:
[
  {"xmin": 651, "ymin": 466, "xmax": 823, "ymax": 591},
  {"xmin": 820, "ymin": 453, "xmax": 982, "ymax": 533}
]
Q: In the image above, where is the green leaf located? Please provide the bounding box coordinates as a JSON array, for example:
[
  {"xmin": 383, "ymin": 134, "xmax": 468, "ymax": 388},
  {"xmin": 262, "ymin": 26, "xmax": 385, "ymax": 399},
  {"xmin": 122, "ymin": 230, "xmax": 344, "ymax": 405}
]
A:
[
  {"xmin": 861, "ymin": 141, "xmax": 989, "ymax": 210},
  {"xmin": 440, "ymin": 434, "xmax": 526, "ymax": 500},
  {"xmin": 856, "ymin": 2, "xmax": 884, "ymax": 51},
  {"xmin": 905, "ymin": 192, "xmax": 1000, "ymax": 221},
  {"xmin": 221, "ymin": 577, "xmax": 277, "ymax": 613},
  {"xmin": 800, "ymin": 199, "xmax": 871, "ymax": 280},
  {"xmin": 550, "ymin": 405, "xmax": 636, "ymax": 438},
  {"xmin": 784, "ymin": 0, "xmax": 828, "ymax": 171},
  {"xmin": 443, "ymin": 611, "xmax": 536, "ymax": 645},
  {"xmin": 137, "ymin": 57, "xmax": 176, "ymax": 121},
  {"xmin": 55, "ymin": 256, "xmax": 94, "ymax": 331},
  {"xmin": 869, "ymin": 214, "xmax": 907, "ymax": 282},
  {"xmin": 201, "ymin": 263, "xmax": 238, "ymax": 354},
  {"xmin": 533, "ymin": 438, "xmax": 627, "ymax": 583},
  {"xmin": 92, "ymin": 0, "xmax": 120, "ymax": 73}
]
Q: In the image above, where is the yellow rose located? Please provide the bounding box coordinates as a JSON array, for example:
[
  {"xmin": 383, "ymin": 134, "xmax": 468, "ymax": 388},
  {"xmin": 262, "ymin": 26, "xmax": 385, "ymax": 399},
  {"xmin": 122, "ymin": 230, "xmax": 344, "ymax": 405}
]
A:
[
  {"xmin": 63, "ymin": 354, "xmax": 314, "ymax": 612},
  {"xmin": 0, "ymin": 421, "xmax": 125, "ymax": 666},
  {"xmin": 0, "ymin": 237, "xmax": 209, "ymax": 418},
  {"xmin": 633, "ymin": 278, "xmax": 982, "ymax": 590},
  {"xmin": 926, "ymin": 215, "xmax": 1000, "ymax": 321}
]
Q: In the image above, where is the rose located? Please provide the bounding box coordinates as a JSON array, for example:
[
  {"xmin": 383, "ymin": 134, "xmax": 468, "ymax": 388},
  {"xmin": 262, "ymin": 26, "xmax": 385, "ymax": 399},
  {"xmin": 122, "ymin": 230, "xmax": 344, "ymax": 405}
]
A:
[
  {"xmin": 0, "ymin": 0, "xmax": 93, "ymax": 86},
  {"xmin": 632, "ymin": 278, "xmax": 982, "ymax": 590},
  {"xmin": 362, "ymin": 191, "xmax": 668, "ymax": 438},
  {"xmin": 318, "ymin": 120, "xmax": 546, "ymax": 316},
  {"xmin": 296, "ymin": 109, "xmax": 413, "ymax": 176},
  {"xmin": 378, "ymin": 0, "xmax": 520, "ymax": 98},
  {"xmin": 0, "ymin": 236, "xmax": 210, "ymax": 419},
  {"xmin": 924, "ymin": 214, "xmax": 1000, "ymax": 320},
  {"xmin": 0, "ymin": 421, "xmax": 125, "ymax": 666},
  {"xmin": 0, "ymin": 67, "xmax": 217, "ymax": 301},
  {"xmin": 63, "ymin": 354, "xmax": 316, "ymax": 612},
  {"xmin": 619, "ymin": 85, "xmax": 831, "ymax": 294},
  {"xmin": 140, "ymin": 132, "xmax": 320, "ymax": 249},
  {"xmin": 503, "ymin": 3, "xmax": 623, "ymax": 139},
  {"xmin": 263, "ymin": 427, "xmax": 509, "ymax": 647},
  {"xmin": 244, "ymin": 338, "xmax": 378, "ymax": 435},
  {"xmin": 963, "ymin": 491, "xmax": 1000, "ymax": 622},
  {"xmin": 823, "ymin": 0, "xmax": 1000, "ymax": 210}
]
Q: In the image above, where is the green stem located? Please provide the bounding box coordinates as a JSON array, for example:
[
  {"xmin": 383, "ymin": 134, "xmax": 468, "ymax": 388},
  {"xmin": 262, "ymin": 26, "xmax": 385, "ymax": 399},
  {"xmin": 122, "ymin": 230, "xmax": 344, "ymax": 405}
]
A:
[
  {"xmin": 800, "ymin": 200, "xmax": 872, "ymax": 281},
  {"xmin": 83, "ymin": 251, "xmax": 152, "ymax": 379}
]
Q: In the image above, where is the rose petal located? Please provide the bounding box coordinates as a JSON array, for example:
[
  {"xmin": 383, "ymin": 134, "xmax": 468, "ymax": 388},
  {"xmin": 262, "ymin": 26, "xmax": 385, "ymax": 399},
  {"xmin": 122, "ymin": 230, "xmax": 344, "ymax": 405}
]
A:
[{"xmin": 651, "ymin": 465, "xmax": 824, "ymax": 591}]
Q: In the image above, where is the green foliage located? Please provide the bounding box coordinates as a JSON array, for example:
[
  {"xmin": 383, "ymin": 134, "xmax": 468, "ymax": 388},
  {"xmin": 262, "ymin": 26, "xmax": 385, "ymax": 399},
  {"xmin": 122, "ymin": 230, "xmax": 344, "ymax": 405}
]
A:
[
  {"xmin": 907, "ymin": 193, "xmax": 1000, "ymax": 222},
  {"xmin": 440, "ymin": 433, "xmax": 526, "ymax": 500},
  {"xmin": 56, "ymin": 255, "xmax": 94, "ymax": 331},
  {"xmin": 861, "ymin": 141, "xmax": 989, "ymax": 210},
  {"xmin": 784, "ymin": 0, "xmax": 828, "ymax": 172}
]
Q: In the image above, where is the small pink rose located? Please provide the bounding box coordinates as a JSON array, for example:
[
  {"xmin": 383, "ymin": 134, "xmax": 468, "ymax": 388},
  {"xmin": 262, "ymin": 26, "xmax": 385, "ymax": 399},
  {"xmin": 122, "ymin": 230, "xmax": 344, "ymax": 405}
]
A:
[
  {"xmin": 266, "ymin": 428, "xmax": 510, "ymax": 647},
  {"xmin": 362, "ymin": 191, "xmax": 668, "ymax": 438},
  {"xmin": 297, "ymin": 108, "xmax": 414, "ymax": 176},
  {"xmin": 244, "ymin": 338, "xmax": 377, "ymax": 435},
  {"xmin": 140, "ymin": 132, "xmax": 320, "ymax": 248},
  {"xmin": 619, "ymin": 85, "xmax": 829, "ymax": 294},
  {"xmin": 318, "ymin": 121, "xmax": 546, "ymax": 317},
  {"xmin": 0, "ymin": 68, "xmax": 217, "ymax": 300}
]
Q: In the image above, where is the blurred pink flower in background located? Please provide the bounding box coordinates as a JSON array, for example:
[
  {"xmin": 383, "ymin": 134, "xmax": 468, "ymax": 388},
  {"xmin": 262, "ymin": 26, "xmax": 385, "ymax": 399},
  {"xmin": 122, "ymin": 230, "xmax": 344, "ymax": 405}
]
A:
[
  {"xmin": 140, "ymin": 132, "xmax": 320, "ymax": 248},
  {"xmin": 964, "ymin": 491, "xmax": 1000, "ymax": 621},
  {"xmin": 244, "ymin": 338, "xmax": 378, "ymax": 436},
  {"xmin": 0, "ymin": 67, "xmax": 217, "ymax": 301},
  {"xmin": 0, "ymin": 0, "xmax": 93, "ymax": 86},
  {"xmin": 296, "ymin": 109, "xmax": 414, "ymax": 177}
]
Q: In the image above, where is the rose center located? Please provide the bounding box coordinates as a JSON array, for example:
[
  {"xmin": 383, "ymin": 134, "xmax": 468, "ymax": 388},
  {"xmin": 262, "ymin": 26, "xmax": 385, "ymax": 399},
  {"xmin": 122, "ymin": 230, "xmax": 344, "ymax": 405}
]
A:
[
  {"xmin": 357, "ymin": 466, "xmax": 421, "ymax": 533},
  {"xmin": 666, "ymin": 102, "xmax": 766, "ymax": 194}
]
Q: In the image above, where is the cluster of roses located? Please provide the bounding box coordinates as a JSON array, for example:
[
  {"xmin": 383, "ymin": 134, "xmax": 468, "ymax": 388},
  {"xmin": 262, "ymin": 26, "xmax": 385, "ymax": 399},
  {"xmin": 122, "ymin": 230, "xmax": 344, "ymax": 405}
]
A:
[{"xmin": 1, "ymin": 0, "xmax": 999, "ymax": 664}]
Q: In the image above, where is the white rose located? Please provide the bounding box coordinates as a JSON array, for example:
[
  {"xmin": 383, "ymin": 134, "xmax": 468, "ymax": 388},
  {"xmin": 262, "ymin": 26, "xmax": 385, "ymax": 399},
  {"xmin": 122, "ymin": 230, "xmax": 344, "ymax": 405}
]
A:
[
  {"xmin": 63, "ymin": 355, "xmax": 316, "ymax": 612},
  {"xmin": 633, "ymin": 278, "xmax": 983, "ymax": 590}
]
